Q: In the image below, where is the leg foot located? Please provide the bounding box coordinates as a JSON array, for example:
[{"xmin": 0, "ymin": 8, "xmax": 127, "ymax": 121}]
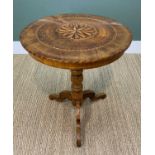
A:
[
  {"xmin": 76, "ymin": 101, "xmax": 81, "ymax": 147},
  {"xmin": 92, "ymin": 92, "xmax": 107, "ymax": 101},
  {"xmin": 83, "ymin": 90, "xmax": 106, "ymax": 101},
  {"xmin": 49, "ymin": 90, "xmax": 71, "ymax": 102}
]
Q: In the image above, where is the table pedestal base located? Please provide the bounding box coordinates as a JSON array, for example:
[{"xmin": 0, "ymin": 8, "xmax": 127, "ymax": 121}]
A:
[
  {"xmin": 49, "ymin": 90, "xmax": 106, "ymax": 104},
  {"xmin": 49, "ymin": 70, "xmax": 106, "ymax": 147}
]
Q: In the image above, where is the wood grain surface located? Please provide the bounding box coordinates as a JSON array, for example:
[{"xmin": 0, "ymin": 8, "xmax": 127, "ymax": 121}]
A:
[
  {"xmin": 14, "ymin": 54, "xmax": 140, "ymax": 155},
  {"xmin": 20, "ymin": 14, "xmax": 132, "ymax": 69}
]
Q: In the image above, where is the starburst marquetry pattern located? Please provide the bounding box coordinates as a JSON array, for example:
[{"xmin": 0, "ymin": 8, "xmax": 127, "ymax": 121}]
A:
[{"xmin": 57, "ymin": 23, "xmax": 98, "ymax": 40}]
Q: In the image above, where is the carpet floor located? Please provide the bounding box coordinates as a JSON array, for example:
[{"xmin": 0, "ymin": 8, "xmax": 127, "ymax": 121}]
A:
[{"xmin": 14, "ymin": 54, "xmax": 141, "ymax": 155}]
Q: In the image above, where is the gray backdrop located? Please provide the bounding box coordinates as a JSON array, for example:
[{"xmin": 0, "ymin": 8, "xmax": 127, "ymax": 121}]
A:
[{"xmin": 13, "ymin": 0, "xmax": 141, "ymax": 40}]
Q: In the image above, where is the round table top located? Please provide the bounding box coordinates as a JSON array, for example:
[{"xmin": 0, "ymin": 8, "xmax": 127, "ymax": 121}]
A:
[{"xmin": 20, "ymin": 14, "xmax": 132, "ymax": 69}]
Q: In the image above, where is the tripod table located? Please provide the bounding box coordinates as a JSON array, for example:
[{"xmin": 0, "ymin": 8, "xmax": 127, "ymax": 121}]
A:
[{"xmin": 20, "ymin": 14, "xmax": 132, "ymax": 147}]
